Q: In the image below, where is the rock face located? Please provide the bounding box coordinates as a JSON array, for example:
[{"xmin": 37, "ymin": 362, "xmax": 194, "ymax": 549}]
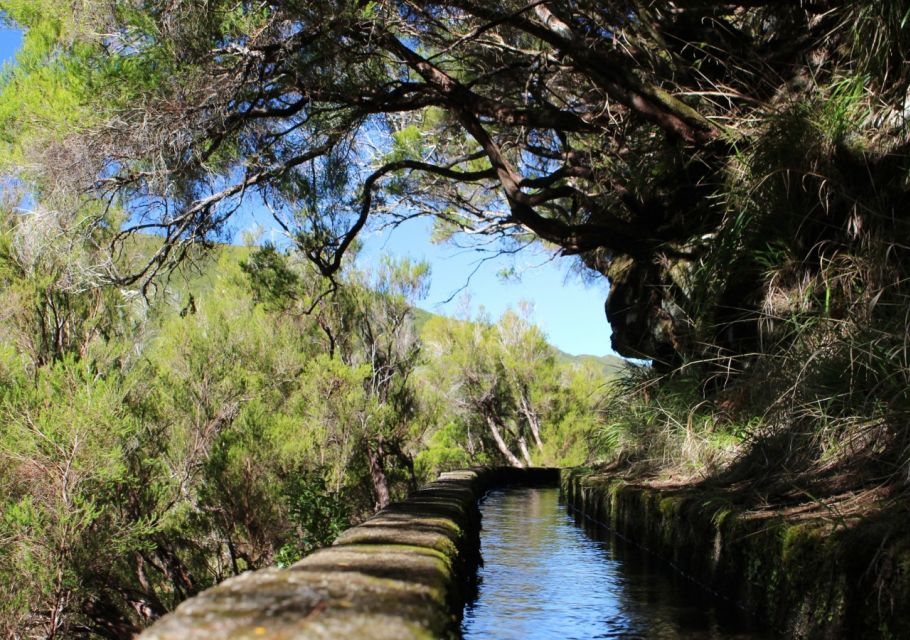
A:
[
  {"xmin": 138, "ymin": 467, "xmax": 559, "ymax": 640},
  {"xmin": 603, "ymin": 255, "xmax": 687, "ymax": 367}
]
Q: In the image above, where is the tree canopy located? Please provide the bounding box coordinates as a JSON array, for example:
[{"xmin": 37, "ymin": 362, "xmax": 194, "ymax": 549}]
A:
[{"xmin": 4, "ymin": 1, "xmax": 908, "ymax": 365}]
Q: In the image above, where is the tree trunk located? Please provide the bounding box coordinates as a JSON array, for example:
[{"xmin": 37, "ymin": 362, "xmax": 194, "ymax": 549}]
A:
[
  {"xmin": 83, "ymin": 594, "xmax": 142, "ymax": 640},
  {"xmin": 226, "ymin": 537, "xmax": 241, "ymax": 576},
  {"xmin": 133, "ymin": 553, "xmax": 167, "ymax": 621},
  {"xmin": 367, "ymin": 444, "xmax": 391, "ymax": 509},
  {"xmin": 149, "ymin": 546, "xmax": 195, "ymax": 601},
  {"xmin": 517, "ymin": 435, "xmax": 533, "ymax": 467},
  {"xmin": 485, "ymin": 415, "xmax": 524, "ymax": 467},
  {"xmin": 519, "ymin": 396, "xmax": 544, "ymax": 452},
  {"xmin": 388, "ymin": 440, "xmax": 418, "ymax": 491}
]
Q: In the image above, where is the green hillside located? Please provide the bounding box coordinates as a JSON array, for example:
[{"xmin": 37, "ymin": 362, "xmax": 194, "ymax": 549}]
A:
[
  {"xmin": 554, "ymin": 352, "xmax": 626, "ymax": 376},
  {"xmin": 411, "ymin": 304, "xmax": 625, "ymax": 376}
]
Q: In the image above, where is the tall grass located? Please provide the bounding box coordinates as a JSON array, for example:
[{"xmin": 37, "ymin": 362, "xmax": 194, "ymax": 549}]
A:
[
  {"xmin": 595, "ymin": 228, "xmax": 910, "ymax": 493},
  {"xmin": 592, "ymin": 44, "xmax": 910, "ymax": 493}
]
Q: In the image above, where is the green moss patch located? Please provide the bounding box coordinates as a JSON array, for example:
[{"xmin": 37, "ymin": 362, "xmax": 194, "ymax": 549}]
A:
[
  {"xmin": 564, "ymin": 470, "xmax": 910, "ymax": 639},
  {"xmin": 139, "ymin": 467, "xmax": 559, "ymax": 640}
]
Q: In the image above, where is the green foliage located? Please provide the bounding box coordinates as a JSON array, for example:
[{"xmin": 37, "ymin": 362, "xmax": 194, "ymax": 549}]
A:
[
  {"xmin": 414, "ymin": 422, "xmax": 478, "ymax": 480},
  {"xmin": 587, "ymin": 366, "xmax": 751, "ymax": 476},
  {"xmin": 417, "ymin": 306, "xmax": 613, "ymax": 473},
  {"xmin": 0, "ymin": 355, "xmax": 147, "ymax": 636},
  {"xmin": 387, "ymin": 125, "xmax": 425, "ymax": 162},
  {"xmin": 275, "ymin": 474, "xmax": 349, "ymax": 567},
  {"xmin": 0, "ymin": 207, "xmax": 611, "ymax": 636},
  {"xmin": 240, "ymin": 243, "xmax": 301, "ymax": 310},
  {"xmin": 0, "ymin": 221, "xmax": 463, "ymax": 634},
  {"xmin": 0, "ymin": 2, "xmax": 108, "ymax": 160}
]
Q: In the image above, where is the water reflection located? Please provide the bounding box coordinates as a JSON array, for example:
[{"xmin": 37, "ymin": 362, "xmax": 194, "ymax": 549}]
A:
[{"xmin": 461, "ymin": 487, "xmax": 770, "ymax": 640}]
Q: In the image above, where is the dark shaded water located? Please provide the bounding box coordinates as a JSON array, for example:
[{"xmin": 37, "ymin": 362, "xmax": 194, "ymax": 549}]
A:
[{"xmin": 461, "ymin": 487, "xmax": 770, "ymax": 640}]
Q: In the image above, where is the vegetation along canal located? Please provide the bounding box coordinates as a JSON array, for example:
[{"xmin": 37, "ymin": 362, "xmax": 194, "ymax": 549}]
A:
[{"xmin": 462, "ymin": 487, "xmax": 769, "ymax": 639}]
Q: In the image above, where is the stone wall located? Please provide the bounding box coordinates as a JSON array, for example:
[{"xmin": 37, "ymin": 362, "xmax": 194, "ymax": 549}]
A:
[
  {"xmin": 138, "ymin": 467, "xmax": 558, "ymax": 640},
  {"xmin": 563, "ymin": 469, "xmax": 910, "ymax": 639}
]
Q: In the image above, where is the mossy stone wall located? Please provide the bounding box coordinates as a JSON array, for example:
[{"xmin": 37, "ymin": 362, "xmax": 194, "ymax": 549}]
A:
[
  {"xmin": 138, "ymin": 467, "xmax": 558, "ymax": 640},
  {"xmin": 562, "ymin": 469, "xmax": 910, "ymax": 639}
]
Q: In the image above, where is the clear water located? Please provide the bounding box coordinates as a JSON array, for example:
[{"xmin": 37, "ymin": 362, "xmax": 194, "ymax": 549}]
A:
[{"xmin": 461, "ymin": 487, "xmax": 771, "ymax": 640}]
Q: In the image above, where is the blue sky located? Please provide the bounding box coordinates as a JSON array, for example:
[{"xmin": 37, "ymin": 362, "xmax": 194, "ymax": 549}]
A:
[
  {"xmin": 0, "ymin": 26, "xmax": 19, "ymax": 61},
  {"xmin": 0, "ymin": 25, "xmax": 618, "ymax": 357}
]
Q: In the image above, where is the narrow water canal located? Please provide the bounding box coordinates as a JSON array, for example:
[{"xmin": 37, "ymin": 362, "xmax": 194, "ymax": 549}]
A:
[{"xmin": 461, "ymin": 487, "xmax": 770, "ymax": 639}]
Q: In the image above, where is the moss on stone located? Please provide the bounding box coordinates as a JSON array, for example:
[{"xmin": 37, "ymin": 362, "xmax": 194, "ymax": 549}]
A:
[
  {"xmin": 138, "ymin": 467, "xmax": 559, "ymax": 640},
  {"xmin": 564, "ymin": 469, "xmax": 910, "ymax": 639}
]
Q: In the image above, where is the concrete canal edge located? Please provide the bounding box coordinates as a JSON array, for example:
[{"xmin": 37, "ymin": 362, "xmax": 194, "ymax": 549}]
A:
[
  {"xmin": 137, "ymin": 467, "xmax": 558, "ymax": 640},
  {"xmin": 138, "ymin": 465, "xmax": 909, "ymax": 639},
  {"xmin": 562, "ymin": 468, "xmax": 910, "ymax": 639}
]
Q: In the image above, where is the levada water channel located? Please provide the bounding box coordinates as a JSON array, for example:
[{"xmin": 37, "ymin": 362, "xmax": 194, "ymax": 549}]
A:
[{"xmin": 461, "ymin": 487, "xmax": 771, "ymax": 639}]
